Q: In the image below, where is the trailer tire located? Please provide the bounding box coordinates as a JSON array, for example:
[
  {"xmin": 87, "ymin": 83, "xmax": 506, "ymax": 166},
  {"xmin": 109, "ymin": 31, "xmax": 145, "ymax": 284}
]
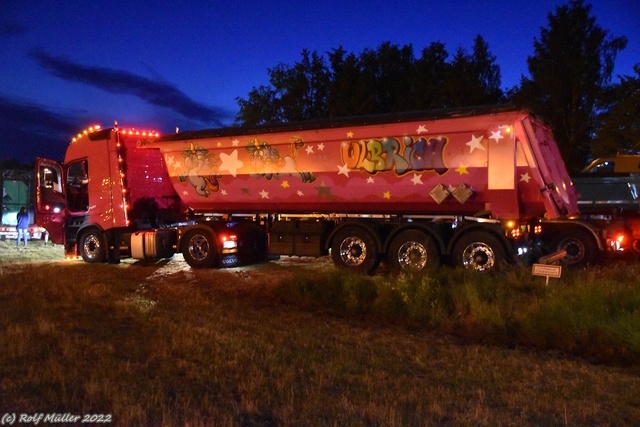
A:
[
  {"xmin": 331, "ymin": 227, "xmax": 379, "ymax": 274},
  {"xmin": 182, "ymin": 228, "xmax": 218, "ymax": 268},
  {"xmin": 388, "ymin": 230, "xmax": 440, "ymax": 272},
  {"xmin": 453, "ymin": 231, "xmax": 505, "ymax": 272},
  {"xmin": 553, "ymin": 230, "xmax": 597, "ymax": 266},
  {"xmin": 79, "ymin": 229, "xmax": 107, "ymax": 263}
]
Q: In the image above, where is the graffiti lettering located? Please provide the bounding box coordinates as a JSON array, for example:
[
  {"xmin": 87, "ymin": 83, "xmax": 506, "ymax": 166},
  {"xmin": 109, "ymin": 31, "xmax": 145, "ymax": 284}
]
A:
[
  {"xmin": 341, "ymin": 136, "xmax": 448, "ymax": 176},
  {"xmin": 404, "ymin": 136, "xmax": 448, "ymax": 175}
]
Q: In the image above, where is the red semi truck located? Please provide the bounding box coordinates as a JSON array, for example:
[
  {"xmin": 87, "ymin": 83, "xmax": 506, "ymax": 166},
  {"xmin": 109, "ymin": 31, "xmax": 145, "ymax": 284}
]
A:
[{"xmin": 36, "ymin": 106, "xmax": 608, "ymax": 273}]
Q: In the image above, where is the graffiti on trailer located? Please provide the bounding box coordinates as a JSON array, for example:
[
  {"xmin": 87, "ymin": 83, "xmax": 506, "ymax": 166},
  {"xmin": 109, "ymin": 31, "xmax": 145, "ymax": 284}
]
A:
[
  {"xmin": 245, "ymin": 136, "xmax": 316, "ymax": 183},
  {"xmin": 341, "ymin": 136, "xmax": 449, "ymax": 176},
  {"xmin": 178, "ymin": 142, "xmax": 222, "ymax": 197}
]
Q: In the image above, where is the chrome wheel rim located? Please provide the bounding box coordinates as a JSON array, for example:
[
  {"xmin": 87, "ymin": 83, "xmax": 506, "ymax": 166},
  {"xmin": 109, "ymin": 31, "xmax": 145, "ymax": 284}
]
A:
[
  {"xmin": 397, "ymin": 241, "xmax": 427, "ymax": 271},
  {"xmin": 188, "ymin": 234, "xmax": 210, "ymax": 261},
  {"xmin": 339, "ymin": 237, "xmax": 366, "ymax": 267},
  {"xmin": 83, "ymin": 235, "xmax": 102, "ymax": 260},
  {"xmin": 462, "ymin": 242, "xmax": 495, "ymax": 272}
]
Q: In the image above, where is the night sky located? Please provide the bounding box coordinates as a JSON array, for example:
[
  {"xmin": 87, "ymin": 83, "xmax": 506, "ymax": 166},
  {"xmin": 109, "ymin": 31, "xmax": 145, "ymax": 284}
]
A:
[{"xmin": 1, "ymin": 0, "xmax": 638, "ymax": 164}]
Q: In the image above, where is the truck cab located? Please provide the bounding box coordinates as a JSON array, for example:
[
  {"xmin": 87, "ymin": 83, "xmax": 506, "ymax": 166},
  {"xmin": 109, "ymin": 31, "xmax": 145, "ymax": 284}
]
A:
[
  {"xmin": 35, "ymin": 124, "xmax": 263, "ymax": 266},
  {"xmin": 36, "ymin": 125, "xmax": 182, "ymax": 260}
]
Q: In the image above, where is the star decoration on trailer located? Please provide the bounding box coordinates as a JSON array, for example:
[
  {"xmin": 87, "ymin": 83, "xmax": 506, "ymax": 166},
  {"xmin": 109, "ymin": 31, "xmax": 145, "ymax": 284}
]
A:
[
  {"xmin": 466, "ymin": 135, "xmax": 485, "ymax": 153},
  {"xmin": 337, "ymin": 164, "xmax": 350, "ymax": 177},
  {"xmin": 166, "ymin": 155, "xmax": 179, "ymax": 170},
  {"xmin": 316, "ymin": 182, "xmax": 334, "ymax": 199},
  {"xmin": 455, "ymin": 164, "xmax": 469, "ymax": 175},
  {"xmin": 490, "ymin": 131, "xmax": 504, "ymax": 143},
  {"xmin": 219, "ymin": 149, "xmax": 243, "ymax": 177}
]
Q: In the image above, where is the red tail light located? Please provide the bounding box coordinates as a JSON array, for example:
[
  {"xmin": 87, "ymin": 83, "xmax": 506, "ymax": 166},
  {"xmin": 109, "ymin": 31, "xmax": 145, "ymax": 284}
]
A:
[{"xmin": 221, "ymin": 234, "xmax": 238, "ymax": 254}]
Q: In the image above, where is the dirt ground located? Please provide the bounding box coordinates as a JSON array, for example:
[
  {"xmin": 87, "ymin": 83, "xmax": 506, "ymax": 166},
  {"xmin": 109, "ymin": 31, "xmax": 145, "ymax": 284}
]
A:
[{"xmin": 0, "ymin": 237, "xmax": 337, "ymax": 285}]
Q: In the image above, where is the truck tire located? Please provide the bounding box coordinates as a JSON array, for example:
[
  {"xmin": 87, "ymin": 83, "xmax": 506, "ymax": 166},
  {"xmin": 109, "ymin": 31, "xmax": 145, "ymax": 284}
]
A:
[
  {"xmin": 182, "ymin": 228, "xmax": 219, "ymax": 268},
  {"xmin": 553, "ymin": 230, "xmax": 597, "ymax": 266},
  {"xmin": 331, "ymin": 227, "xmax": 379, "ymax": 274},
  {"xmin": 453, "ymin": 231, "xmax": 505, "ymax": 272},
  {"xmin": 388, "ymin": 230, "xmax": 440, "ymax": 272},
  {"xmin": 79, "ymin": 229, "xmax": 107, "ymax": 263}
]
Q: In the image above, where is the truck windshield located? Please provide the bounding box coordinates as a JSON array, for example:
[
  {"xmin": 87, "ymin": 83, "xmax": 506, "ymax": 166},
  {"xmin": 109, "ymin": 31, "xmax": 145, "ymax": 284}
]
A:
[
  {"xmin": 585, "ymin": 161, "xmax": 615, "ymax": 175},
  {"xmin": 66, "ymin": 160, "xmax": 89, "ymax": 212}
]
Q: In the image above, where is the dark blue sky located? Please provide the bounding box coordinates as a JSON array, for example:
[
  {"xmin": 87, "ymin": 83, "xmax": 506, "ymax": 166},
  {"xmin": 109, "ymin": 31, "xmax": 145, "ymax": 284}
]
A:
[{"xmin": 1, "ymin": 0, "xmax": 638, "ymax": 164}]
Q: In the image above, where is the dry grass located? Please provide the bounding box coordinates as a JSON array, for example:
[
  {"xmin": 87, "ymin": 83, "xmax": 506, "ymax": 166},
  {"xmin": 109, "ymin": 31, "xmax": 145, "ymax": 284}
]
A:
[
  {"xmin": 1, "ymin": 243, "xmax": 640, "ymax": 425},
  {"xmin": 0, "ymin": 238, "xmax": 63, "ymax": 265}
]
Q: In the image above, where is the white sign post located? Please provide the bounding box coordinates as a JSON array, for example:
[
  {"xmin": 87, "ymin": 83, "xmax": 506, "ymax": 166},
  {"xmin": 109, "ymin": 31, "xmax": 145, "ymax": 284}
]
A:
[
  {"xmin": 532, "ymin": 263, "xmax": 562, "ymax": 285},
  {"xmin": 532, "ymin": 250, "xmax": 566, "ymax": 285}
]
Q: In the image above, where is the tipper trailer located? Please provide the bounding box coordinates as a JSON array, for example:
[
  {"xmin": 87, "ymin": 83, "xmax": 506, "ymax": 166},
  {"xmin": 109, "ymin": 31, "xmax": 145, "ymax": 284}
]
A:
[{"xmin": 36, "ymin": 106, "xmax": 608, "ymax": 273}]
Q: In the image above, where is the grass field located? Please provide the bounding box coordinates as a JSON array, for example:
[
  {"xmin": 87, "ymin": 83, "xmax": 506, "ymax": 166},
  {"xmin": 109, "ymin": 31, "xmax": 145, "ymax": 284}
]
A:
[{"xmin": 1, "ymin": 240, "xmax": 640, "ymax": 425}]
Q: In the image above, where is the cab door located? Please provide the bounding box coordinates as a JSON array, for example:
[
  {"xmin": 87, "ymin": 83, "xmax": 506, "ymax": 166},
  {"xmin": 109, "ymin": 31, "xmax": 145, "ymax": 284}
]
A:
[{"xmin": 36, "ymin": 158, "xmax": 66, "ymax": 244}]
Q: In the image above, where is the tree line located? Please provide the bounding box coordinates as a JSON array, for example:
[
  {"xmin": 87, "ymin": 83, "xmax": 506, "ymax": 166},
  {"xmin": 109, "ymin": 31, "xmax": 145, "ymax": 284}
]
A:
[{"xmin": 235, "ymin": 1, "xmax": 638, "ymax": 175}]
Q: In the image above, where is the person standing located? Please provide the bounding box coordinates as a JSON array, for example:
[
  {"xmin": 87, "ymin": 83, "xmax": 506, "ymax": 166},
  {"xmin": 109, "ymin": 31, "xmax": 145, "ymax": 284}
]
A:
[{"xmin": 16, "ymin": 206, "xmax": 29, "ymax": 248}]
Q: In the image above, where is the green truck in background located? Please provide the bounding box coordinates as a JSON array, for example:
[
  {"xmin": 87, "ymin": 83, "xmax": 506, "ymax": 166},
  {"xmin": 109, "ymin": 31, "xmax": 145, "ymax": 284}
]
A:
[{"xmin": 1, "ymin": 168, "xmax": 45, "ymax": 240}]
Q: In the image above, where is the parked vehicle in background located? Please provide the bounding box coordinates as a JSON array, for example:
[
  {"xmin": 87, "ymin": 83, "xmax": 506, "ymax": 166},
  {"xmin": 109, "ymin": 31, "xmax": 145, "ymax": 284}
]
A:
[
  {"xmin": 581, "ymin": 154, "xmax": 640, "ymax": 175},
  {"xmin": 0, "ymin": 168, "xmax": 44, "ymax": 240},
  {"xmin": 573, "ymin": 153, "xmax": 640, "ymax": 253}
]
